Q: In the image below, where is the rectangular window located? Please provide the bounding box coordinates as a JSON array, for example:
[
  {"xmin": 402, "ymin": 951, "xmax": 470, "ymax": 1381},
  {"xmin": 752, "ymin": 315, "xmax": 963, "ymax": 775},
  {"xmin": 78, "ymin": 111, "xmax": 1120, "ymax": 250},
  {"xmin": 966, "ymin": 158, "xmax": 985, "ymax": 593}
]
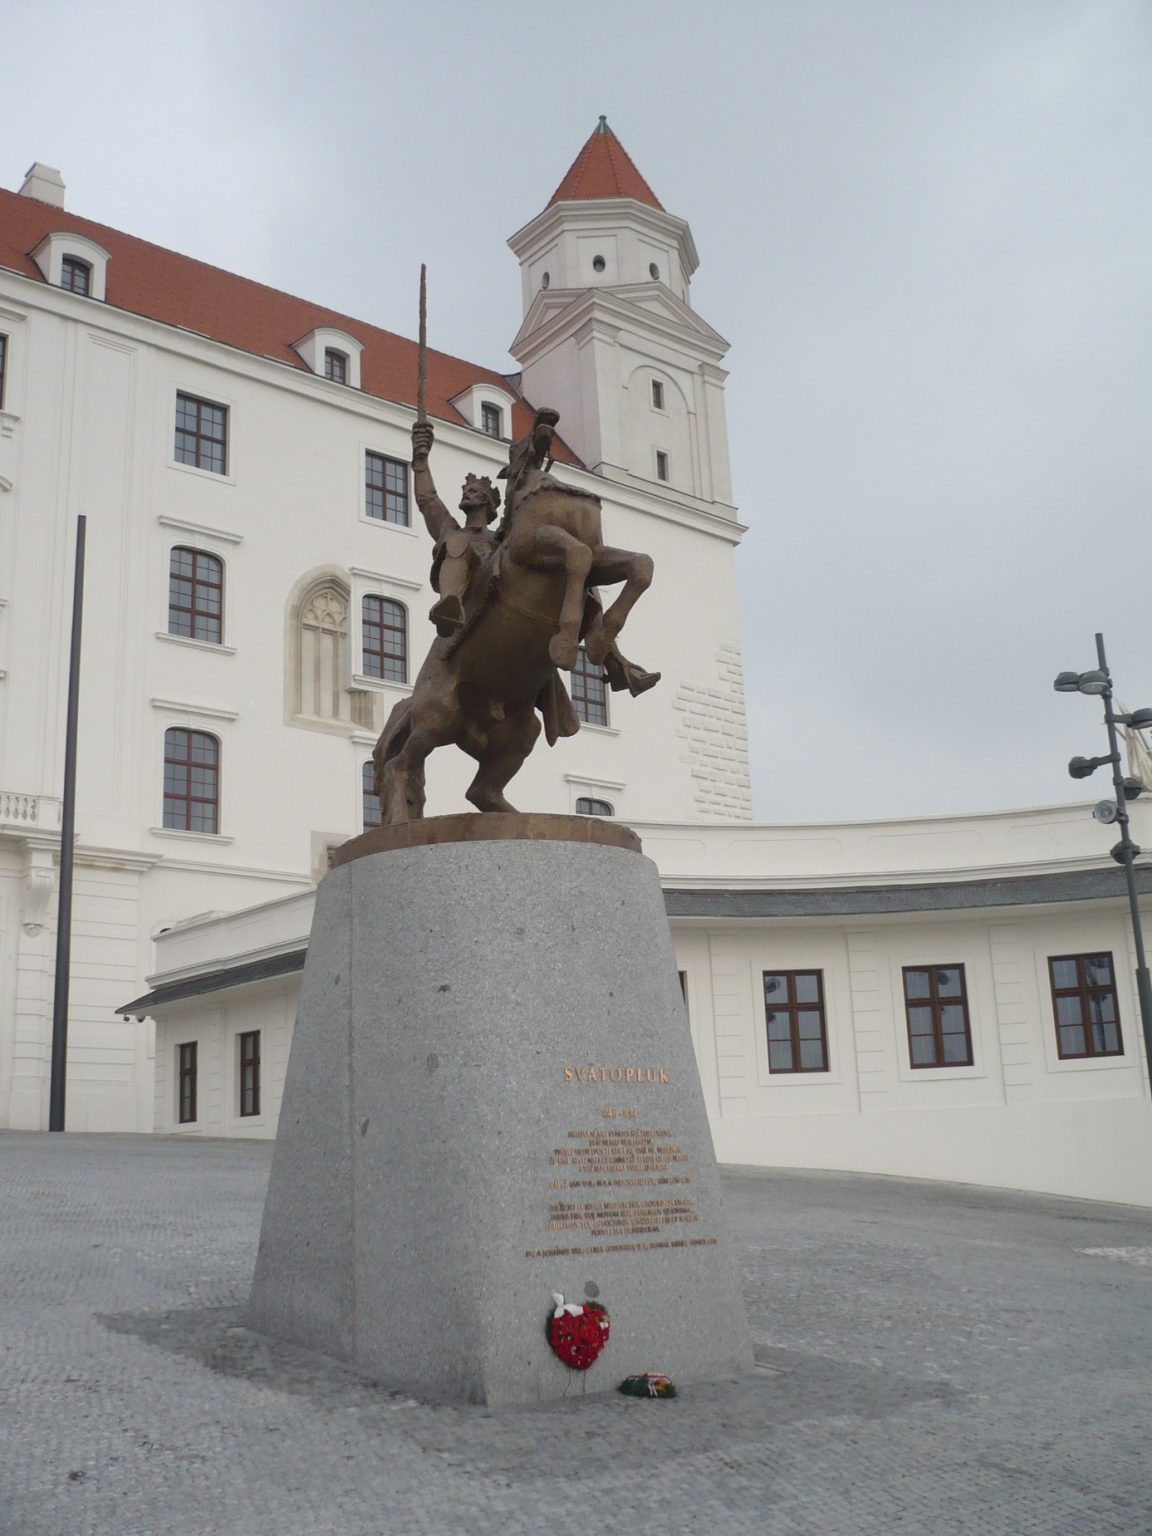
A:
[
  {"xmin": 365, "ymin": 451, "xmax": 410, "ymax": 525},
  {"xmin": 239, "ymin": 1030, "xmax": 261, "ymax": 1117},
  {"xmin": 0, "ymin": 333, "xmax": 7, "ymax": 410},
  {"xmin": 763, "ymin": 971, "xmax": 829, "ymax": 1072},
  {"xmin": 178, "ymin": 1042, "xmax": 197, "ymax": 1124},
  {"xmin": 174, "ymin": 392, "xmax": 228, "ymax": 475},
  {"xmin": 324, "ymin": 348, "xmax": 347, "ymax": 384},
  {"xmin": 1049, "ymin": 953, "xmax": 1123, "ymax": 1059},
  {"xmin": 655, "ymin": 450, "xmax": 669, "ymax": 482},
  {"xmin": 902, "ymin": 965, "xmax": 973, "ymax": 1068},
  {"xmin": 481, "ymin": 402, "xmax": 503, "ymax": 438},
  {"xmin": 651, "ymin": 379, "xmax": 665, "ymax": 410},
  {"xmin": 61, "ymin": 256, "xmax": 91, "ymax": 295},
  {"xmin": 571, "ymin": 648, "xmax": 608, "ymax": 727}
]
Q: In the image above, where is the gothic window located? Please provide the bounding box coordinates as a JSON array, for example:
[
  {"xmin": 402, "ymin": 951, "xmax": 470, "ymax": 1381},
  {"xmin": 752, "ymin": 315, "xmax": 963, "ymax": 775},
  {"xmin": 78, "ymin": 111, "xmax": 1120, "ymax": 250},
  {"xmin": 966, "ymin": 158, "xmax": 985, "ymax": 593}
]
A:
[
  {"xmin": 902, "ymin": 966, "xmax": 973, "ymax": 1068},
  {"xmin": 575, "ymin": 797, "xmax": 614, "ymax": 817},
  {"xmin": 175, "ymin": 393, "xmax": 228, "ymax": 474},
  {"xmin": 163, "ymin": 728, "xmax": 220, "ymax": 833},
  {"xmin": 571, "ymin": 648, "xmax": 608, "ymax": 727},
  {"xmin": 60, "ymin": 256, "xmax": 92, "ymax": 295},
  {"xmin": 324, "ymin": 348, "xmax": 348, "ymax": 384},
  {"xmin": 293, "ymin": 578, "xmax": 373, "ymax": 728},
  {"xmin": 1049, "ymin": 954, "xmax": 1123, "ymax": 1059},
  {"xmin": 362, "ymin": 595, "xmax": 407, "ymax": 684},
  {"xmin": 168, "ymin": 547, "xmax": 223, "ymax": 643},
  {"xmin": 365, "ymin": 451, "xmax": 409, "ymax": 525},
  {"xmin": 363, "ymin": 762, "xmax": 382, "ymax": 828},
  {"xmin": 763, "ymin": 972, "xmax": 829, "ymax": 1073}
]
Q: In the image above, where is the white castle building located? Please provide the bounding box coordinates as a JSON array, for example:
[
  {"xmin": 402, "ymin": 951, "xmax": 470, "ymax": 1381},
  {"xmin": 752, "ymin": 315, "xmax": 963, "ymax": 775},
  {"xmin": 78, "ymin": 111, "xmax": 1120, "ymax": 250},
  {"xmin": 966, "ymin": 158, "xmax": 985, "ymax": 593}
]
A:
[{"xmin": 2, "ymin": 127, "xmax": 1150, "ymax": 1205}]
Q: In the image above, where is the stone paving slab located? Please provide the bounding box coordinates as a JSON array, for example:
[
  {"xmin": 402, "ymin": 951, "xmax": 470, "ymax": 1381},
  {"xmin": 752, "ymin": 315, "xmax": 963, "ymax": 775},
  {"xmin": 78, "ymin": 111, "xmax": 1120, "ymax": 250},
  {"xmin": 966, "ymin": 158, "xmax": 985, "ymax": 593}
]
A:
[{"xmin": 2, "ymin": 1133, "xmax": 1151, "ymax": 1535}]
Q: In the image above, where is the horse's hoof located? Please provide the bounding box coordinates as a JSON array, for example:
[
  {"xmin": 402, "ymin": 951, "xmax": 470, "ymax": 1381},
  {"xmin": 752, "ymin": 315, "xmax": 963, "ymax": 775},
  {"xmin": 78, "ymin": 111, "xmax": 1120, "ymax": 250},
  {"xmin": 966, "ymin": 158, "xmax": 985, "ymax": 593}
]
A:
[{"xmin": 549, "ymin": 634, "xmax": 579, "ymax": 669}]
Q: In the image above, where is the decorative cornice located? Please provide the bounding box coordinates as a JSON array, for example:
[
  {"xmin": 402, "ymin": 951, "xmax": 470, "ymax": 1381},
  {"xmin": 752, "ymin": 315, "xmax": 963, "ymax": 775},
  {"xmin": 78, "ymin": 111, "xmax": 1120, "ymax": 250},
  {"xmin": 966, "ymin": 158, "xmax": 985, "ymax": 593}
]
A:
[
  {"xmin": 157, "ymin": 515, "xmax": 243, "ymax": 545},
  {"xmin": 150, "ymin": 697, "xmax": 239, "ymax": 722}
]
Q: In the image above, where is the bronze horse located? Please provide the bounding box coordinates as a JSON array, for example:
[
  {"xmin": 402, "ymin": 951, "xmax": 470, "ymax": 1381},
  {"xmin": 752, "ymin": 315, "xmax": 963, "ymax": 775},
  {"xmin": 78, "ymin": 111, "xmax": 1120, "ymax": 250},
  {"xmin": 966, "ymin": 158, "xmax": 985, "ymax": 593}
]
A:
[{"xmin": 373, "ymin": 409, "xmax": 657, "ymax": 824}]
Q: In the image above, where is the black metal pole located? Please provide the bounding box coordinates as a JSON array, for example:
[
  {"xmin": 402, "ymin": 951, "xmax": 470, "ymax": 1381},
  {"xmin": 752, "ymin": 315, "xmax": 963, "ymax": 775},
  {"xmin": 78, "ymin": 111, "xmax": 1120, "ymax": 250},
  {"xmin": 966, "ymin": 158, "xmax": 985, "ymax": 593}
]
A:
[
  {"xmin": 1094, "ymin": 631, "xmax": 1152, "ymax": 1085},
  {"xmin": 48, "ymin": 515, "xmax": 86, "ymax": 1133}
]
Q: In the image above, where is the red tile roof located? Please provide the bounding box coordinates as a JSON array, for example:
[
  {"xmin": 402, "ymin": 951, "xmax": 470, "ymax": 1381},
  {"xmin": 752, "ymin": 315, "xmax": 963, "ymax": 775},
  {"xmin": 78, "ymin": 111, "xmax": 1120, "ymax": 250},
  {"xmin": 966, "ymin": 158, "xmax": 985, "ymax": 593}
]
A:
[
  {"xmin": 549, "ymin": 118, "xmax": 663, "ymax": 211},
  {"xmin": 0, "ymin": 186, "xmax": 580, "ymax": 464}
]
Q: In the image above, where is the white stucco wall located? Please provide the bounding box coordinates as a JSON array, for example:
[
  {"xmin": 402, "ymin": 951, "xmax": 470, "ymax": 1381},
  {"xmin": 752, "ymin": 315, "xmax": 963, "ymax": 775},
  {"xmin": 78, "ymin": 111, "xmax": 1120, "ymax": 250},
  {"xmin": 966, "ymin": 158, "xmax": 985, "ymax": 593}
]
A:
[{"xmin": 144, "ymin": 806, "xmax": 1152, "ymax": 1207}]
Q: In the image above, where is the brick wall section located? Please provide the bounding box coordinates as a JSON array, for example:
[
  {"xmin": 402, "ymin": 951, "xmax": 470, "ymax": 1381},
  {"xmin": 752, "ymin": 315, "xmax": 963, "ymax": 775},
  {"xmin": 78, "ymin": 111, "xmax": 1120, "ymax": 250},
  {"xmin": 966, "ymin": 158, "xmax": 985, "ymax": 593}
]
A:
[{"xmin": 673, "ymin": 642, "xmax": 753, "ymax": 819}]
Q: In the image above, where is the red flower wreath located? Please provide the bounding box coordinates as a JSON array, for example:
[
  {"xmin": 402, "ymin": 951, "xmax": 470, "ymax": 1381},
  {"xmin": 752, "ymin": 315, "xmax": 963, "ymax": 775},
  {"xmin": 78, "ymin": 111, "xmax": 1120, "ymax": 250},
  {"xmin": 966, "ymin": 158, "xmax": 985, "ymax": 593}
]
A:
[{"xmin": 547, "ymin": 1293, "xmax": 611, "ymax": 1371}]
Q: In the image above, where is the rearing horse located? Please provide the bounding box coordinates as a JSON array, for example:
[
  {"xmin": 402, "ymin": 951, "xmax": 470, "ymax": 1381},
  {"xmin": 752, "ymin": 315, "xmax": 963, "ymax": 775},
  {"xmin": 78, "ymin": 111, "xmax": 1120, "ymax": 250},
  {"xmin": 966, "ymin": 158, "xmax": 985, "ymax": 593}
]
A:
[{"xmin": 373, "ymin": 409, "xmax": 657, "ymax": 824}]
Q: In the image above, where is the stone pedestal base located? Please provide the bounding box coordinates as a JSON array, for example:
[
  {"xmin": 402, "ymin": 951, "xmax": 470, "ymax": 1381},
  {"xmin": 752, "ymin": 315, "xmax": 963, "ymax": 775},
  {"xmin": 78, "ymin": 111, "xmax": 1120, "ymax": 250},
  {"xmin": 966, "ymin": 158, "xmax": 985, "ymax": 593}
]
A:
[{"xmin": 248, "ymin": 815, "xmax": 752, "ymax": 1405}]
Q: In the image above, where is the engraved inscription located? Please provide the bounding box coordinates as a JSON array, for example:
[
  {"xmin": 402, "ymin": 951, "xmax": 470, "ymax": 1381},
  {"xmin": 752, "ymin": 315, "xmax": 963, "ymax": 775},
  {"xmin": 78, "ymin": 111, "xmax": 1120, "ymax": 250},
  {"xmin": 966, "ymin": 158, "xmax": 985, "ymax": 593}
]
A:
[
  {"xmin": 564, "ymin": 1065, "xmax": 669, "ymax": 1084},
  {"xmin": 526, "ymin": 1119, "xmax": 717, "ymax": 1259}
]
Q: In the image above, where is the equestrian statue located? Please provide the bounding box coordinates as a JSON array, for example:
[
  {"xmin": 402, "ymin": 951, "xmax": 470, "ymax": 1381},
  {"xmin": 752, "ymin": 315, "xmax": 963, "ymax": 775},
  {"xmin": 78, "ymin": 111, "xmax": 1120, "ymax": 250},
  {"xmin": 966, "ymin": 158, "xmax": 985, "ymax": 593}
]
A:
[{"xmin": 372, "ymin": 271, "xmax": 659, "ymax": 825}]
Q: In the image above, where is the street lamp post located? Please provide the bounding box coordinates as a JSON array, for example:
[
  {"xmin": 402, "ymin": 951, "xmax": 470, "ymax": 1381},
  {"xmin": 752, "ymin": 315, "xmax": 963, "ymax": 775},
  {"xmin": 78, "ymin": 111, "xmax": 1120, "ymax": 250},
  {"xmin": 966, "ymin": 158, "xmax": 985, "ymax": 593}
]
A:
[{"xmin": 1054, "ymin": 633, "xmax": 1152, "ymax": 1083}]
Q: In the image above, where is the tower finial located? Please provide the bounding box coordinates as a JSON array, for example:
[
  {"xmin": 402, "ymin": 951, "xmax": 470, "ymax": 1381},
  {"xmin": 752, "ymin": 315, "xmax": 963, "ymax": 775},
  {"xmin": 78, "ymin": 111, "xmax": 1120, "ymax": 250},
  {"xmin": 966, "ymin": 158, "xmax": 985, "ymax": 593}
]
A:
[{"xmin": 596, "ymin": 114, "xmax": 610, "ymax": 134}]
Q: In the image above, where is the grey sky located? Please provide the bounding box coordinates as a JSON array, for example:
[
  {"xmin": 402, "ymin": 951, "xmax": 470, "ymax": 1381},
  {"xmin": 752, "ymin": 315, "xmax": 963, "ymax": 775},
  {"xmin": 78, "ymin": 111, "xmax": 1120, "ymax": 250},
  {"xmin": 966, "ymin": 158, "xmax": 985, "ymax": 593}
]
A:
[{"xmin": 7, "ymin": 0, "xmax": 1151, "ymax": 822}]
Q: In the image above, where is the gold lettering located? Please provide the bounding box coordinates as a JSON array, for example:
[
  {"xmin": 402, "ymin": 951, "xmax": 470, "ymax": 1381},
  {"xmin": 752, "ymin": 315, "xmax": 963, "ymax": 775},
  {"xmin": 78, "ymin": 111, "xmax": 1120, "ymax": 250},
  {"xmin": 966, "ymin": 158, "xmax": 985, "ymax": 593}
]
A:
[
  {"xmin": 564, "ymin": 1066, "xmax": 574, "ymax": 1083},
  {"xmin": 659, "ymin": 1069, "xmax": 669, "ymax": 1083}
]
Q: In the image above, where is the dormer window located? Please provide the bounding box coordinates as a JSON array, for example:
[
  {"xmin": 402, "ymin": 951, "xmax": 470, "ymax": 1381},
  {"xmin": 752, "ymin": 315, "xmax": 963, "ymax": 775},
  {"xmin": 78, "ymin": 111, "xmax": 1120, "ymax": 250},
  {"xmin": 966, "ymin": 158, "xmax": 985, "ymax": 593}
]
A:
[
  {"xmin": 481, "ymin": 403, "xmax": 503, "ymax": 439},
  {"xmin": 61, "ymin": 256, "xmax": 91, "ymax": 295},
  {"xmin": 30, "ymin": 232, "xmax": 110, "ymax": 301},
  {"xmin": 292, "ymin": 327, "xmax": 363, "ymax": 389}
]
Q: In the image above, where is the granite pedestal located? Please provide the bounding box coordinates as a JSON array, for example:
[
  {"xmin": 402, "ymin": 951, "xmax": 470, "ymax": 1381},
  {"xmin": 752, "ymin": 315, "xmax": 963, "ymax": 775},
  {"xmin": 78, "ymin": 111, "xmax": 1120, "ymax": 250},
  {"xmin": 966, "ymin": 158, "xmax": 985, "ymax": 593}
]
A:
[{"xmin": 248, "ymin": 814, "xmax": 752, "ymax": 1405}]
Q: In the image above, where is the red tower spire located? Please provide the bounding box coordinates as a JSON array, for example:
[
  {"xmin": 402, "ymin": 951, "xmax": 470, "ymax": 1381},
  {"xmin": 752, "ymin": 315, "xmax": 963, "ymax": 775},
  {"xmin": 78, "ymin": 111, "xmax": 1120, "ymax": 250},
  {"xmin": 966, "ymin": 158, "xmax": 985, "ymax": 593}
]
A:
[{"xmin": 548, "ymin": 117, "xmax": 664, "ymax": 211}]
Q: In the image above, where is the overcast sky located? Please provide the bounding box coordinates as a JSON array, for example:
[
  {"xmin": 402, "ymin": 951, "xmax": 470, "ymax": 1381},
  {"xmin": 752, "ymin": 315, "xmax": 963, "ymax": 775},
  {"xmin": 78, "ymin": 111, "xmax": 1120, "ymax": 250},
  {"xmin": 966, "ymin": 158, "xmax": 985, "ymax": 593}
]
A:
[{"xmin": 7, "ymin": 0, "xmax": 1151, "ymax": 823}]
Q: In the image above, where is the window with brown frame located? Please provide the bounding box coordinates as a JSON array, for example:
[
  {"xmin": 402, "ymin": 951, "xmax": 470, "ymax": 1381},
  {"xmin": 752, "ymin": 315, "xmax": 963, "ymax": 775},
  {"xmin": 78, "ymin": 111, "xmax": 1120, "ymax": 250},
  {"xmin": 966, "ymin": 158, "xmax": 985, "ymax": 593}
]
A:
[
  {"xmin": 168, "ymin": 547, "xmax": 223, "ymax": 643},
  {"xmin": 571, "ymin": 648, "xmax": 608, "ymax": 727},
  {"xmin": 1048, "ymin": 953, "xmax": 1123, "ymax": 1059},
  {"xmin": 575, "ymin": 796, "xmax": 614, "ymax": 816},
  {"xmin": 174, "ymin": 392, "xmax": 228, "ymax": 474},
  {"xmin": 362, "ymin": 761, "xmax": 382, "ymax": 828},
  {"xmin": 481, "ymin": 402, "xmax": 503, "ymax": 438},
  {"xmin": 60, "ymin": 256, "xmax": 91, "ymax": 295},
  {"xmin": 238, "ymin": 1030, "xmax": 261, "ymax": 1117},
  {"xmin": 324, "ymin": 348, "xmax": 348, "ymax": 384},
  {"xmin": 178, "ymin": 1041, "xmax": 197, "ymax": 1124},
  {"xmin": 902, "ymin": 965, "xmax": 973, "ymax": 1068},
  {"xmin": 362, "ymin": 594, "xmax": 407, "ymax": 684},
  {"xmin": 365, "ymin": 451, "xmax": 409, "ymax": 525},
  {"xmin": 763, "ymin": 971, "xmax": 829, "ymax": 1073},
  {"xmin": 0, "ymin": 333, "xmax": 7, "ymax": 409},
  {"xmin": 163, "ymin": 728, "xmax": 220, "ymax": 833},
  {"xmin": 651, "ymin": 379, "xmax": 665, "ymax": 410}
]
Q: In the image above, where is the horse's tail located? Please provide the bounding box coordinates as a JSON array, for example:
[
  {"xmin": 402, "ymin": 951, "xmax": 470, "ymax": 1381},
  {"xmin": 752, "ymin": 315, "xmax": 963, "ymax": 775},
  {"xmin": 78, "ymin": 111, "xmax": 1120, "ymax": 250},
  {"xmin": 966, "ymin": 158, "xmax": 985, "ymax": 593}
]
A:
[{"xmin": 372, "ymin": 697, "xmax": 413, "ymax": 795}]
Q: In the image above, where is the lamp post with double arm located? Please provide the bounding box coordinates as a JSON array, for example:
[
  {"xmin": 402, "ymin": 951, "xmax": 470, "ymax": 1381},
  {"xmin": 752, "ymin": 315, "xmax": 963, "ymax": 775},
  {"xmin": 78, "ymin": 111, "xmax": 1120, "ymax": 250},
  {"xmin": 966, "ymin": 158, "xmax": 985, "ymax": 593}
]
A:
[{"xmin": 1054, "ymin": 632, "xmax": 1152, "ymax": 1083}]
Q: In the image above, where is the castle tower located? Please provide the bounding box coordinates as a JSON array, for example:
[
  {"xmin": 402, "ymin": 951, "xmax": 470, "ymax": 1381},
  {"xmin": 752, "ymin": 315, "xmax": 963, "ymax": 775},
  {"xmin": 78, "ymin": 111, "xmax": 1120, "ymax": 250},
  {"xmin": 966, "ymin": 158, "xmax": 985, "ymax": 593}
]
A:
[{"xmin": 508, "ymin": 118, "xmax": 734, "ymax": 510}]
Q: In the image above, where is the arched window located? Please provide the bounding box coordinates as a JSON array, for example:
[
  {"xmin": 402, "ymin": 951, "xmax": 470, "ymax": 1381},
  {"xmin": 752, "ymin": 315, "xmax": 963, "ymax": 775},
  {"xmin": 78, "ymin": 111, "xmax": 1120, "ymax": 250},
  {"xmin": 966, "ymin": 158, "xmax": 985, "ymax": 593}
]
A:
[
  {"xmin": 168, "ymin": 547, "xmax": 223, "ymax": 643},
  {"xmin": 363, "ymin": 762, "xmax": 383, "ymax": 829},
  {"xmin": 575, "ymin": 797, "xmax": 614, "ymax": 817},
  {"xmin": 291, "ymin": 576, "xmax": 373, "ymax": 728},
  {"xmin": 163, "ymin": 728, "xmax": 219, "ymax": 833},
  {"xmin": 362, "ymin": 595, "xmax": 407, "ymax": 684},
  {"xmin": 571, "ymin": 648, "xmax": 608, "ymax": 727},
  {"xmin": 60, "ymin": 256, "xmax": 92, "ymax": 295}
]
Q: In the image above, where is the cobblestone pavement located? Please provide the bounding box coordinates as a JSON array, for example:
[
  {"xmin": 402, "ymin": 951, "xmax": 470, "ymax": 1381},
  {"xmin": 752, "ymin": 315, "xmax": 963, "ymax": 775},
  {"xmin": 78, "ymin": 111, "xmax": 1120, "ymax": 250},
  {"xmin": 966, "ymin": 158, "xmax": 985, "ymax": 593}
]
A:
[{"xmin": 2, "ymin": 1134, "xmax": 1151, "ymax": 1536}]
